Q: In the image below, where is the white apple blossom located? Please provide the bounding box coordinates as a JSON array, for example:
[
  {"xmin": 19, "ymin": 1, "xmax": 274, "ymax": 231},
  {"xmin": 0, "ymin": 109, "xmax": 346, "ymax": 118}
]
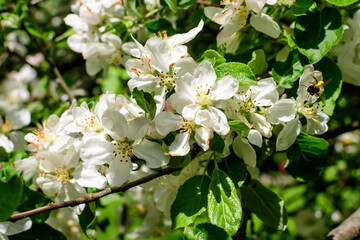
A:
[
  {"xmin": 267, "ymin": 65, "xmax": 329, "ymax": 151},
  {"xmin": 154, "ymin": 111, "xmax": 213, "ymax": 156},
  {"xmin": 204, "ymin": 0, "xmax": 280, "ymax": 52},
  {"xmin": 124, "ymin": 20, "xmax": 204, "ymax": 113},
  {"xmin": 80, "ymin": 109, "xmax": 169, "ymax": 186},
  {"xmin": 170, "ymin": 61, "xmax": 238, "ymax": 136}
]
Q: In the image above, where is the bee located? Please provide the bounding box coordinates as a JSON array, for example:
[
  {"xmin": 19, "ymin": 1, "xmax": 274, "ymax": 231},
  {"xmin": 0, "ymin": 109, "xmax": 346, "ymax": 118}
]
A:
[{"xmin": 306, "ymin": 76, "xmax": 331, "ymax": 103}]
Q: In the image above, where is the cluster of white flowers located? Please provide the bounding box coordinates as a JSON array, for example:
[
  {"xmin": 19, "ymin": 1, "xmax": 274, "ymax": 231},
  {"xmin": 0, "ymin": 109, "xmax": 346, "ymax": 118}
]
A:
[
  {"xmin": 204, "ymin": 0, "xmax": 280, "ymax": 53},
  {"xmin": 64, "ymin": 0, "xmax": 125, "ymax": 75},
  {"xmin": 11, "ymin": 18, "xmax": 332, "ymax": 239}
]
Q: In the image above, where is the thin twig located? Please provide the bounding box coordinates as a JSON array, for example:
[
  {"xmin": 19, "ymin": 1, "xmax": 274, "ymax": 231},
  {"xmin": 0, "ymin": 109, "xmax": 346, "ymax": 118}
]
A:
[
  {"xmin": 6, "ymin": 1, "xmax": 74, "ymax": 102},
  {"xmin": 324, "ymin": 208, "xmax": 360, "ymax": 240},
  {"xmin": 8, "ymin": 167, "xmax": 181, "ymax": 222}
]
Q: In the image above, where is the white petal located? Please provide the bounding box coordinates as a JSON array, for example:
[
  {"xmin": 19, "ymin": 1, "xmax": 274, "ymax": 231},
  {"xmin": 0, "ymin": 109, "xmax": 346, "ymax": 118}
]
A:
[
  {"xmin": 247, "ymin": 129, "xmax": 262, "ymax": 147},
  {"xmin": 250, "ymin": 13, "xmax": 281, "ymax": 38},
  {"xmin": 154, "ymin": 111, "xmax": 182, "ymax": 136},
  {"xmin": 305, "ymin": 111, "xmax": 329, "ymax": 135},
  {"xmin": 13, "ymin": 156, "xmax": 37, "ymax": 175},
  {"xmin": 67, "ymin": 34, "xmax": 86, "ymax": 53},
  {"xmin": 127, "ymin": 117, "xmax": 151, "ymax": 141},
  {"xmin": 251, "ymin": 77, "xmax": 279, "ymax": 106},
  {"xmin": 212, "ymin": 76, "xmax": 238, "ymax": 100},
  {"xmin": 102, "ymin": 109, "xmax": 128, "ymax": 140},
  {"xmin": 267, "ymin": 99, "xmax": 296, "ymax": 124},
  {"xmin": 167, "ymin": 20, "xmax": 204, "ymax": 48},
  {"xmin": 233, "ymin": 136, "xmax": 257, "ymax": 167},
  {"xmin": 250, "ymin": 113, "xmax": 272, "ymax": 137},
  {"xmin": 133, "ymin": 141, "xmax": 170, "ymax": 167},
  {"xmin": 169, "ymin": 131, "xmax": 191, "ymax": 156},
  {"xmin": 276, "ymin": 118, "xmax": 301, "ymax": 151},
  {"xmin": 194, "ymin": 127, "xmax": 213, "ymax": 151},
  {"xmin": 72, "ymin": 163, "xmax": 107, "ymax": 189},
  {"xmin": 106, "ymin": 156, "xmax": 132, "ymax": 186},
  {"xmin": 80, "ymin": 134, "xmax": 113, "ymax": 165}
]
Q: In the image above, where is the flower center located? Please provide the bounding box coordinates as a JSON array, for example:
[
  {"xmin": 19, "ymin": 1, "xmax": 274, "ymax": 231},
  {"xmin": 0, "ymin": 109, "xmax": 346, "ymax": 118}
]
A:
[
  {"xmin": 179, "ymin": 119, "xmax": 197, "ymax": 134},
  {"xmin": 51, "ymin": 166, "xmax": 70, "ymax": 184},
  {"xmin": 112, "ymin": 138, "xmax": 133, "ymax": 162},
  {"xmin": 196, "ymin": 91, "xmax": 213, "ymax": 109},
  {"xmin": 0, "ymin": 118, "xmax": 13, "ymax": 133}
]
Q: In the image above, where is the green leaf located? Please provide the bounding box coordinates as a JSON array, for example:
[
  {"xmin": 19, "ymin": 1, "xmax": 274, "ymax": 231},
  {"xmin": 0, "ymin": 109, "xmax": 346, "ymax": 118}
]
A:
[
  {"xmin": 325, "ymin": 0, "xmax": 358, "ymax": 6},
  {"xmin": 171, "ymin": 175, "xmax": 211, "ymax": 229},
  {"xmin": 132, "ymin": 88, "xmax": 157, "ymax": 119},
  {"xmin": 0, "ymin": 175, "xmax": 27, "ymax": 221},
  {"xmin": 286, "ymin": 133, "xmax": 329, "ymax": 181},
  {"xmin": 291, "ymin": 0, "xmax": 317, "ymax": 16},
  {"xmin": 144, "ymin": 18, "xmax": 176, "ymax": 35},
  {"xmin": 272, "ymin": 49, "xmax": 308, "ymax": 88},
  {"xmin": 168, "ymin": 153, "xmax": 192, "ymax": 168},
  {"xmin": 209, "ymin": 132, "xmax": 225, "ymax": 154},
  {"xmin": 79, "ymin": 202, "xmax": 97, "ymax": 239},
  {"xmin": 294, "ymin": 8, "xmax": 343, "ymax": 64},
  {"xmin": 247, "ymin": 49, "xmax": 268, "ymax": 77},
  {"xmin": 314, "ymin": 57, "xmax": 342, "ymax": 116},
  {"xmin": 0, "ymin": 147, "xmax": 8, "ymax": 162},
  {"xmin": 185, "ymin": 223, "xmax": 230, "ymax": 240},
  {"xmin": 215, "ymin": 62, "xmax": 257, "ymax": 86},
  {"xmin": 219, "ymin": 157, "xmax": 247, "ymax": 189},
  {"xmin": 208, "ymin": 169, "xmax": 241, "ymax": 236},
  {"xmin": 198, "ymin": 50, "xmax": 226, "ymax": 67},
  {"xmin": 242, "ymin": 180, "xmax": 287, "ymax": 230},
  {"xmin": 228, "ymin": 121, "xmax": 250, "ymax": 138},
  {"xmin": 164, "ymin": 0, "xmax": 178, "ymax": 12}
]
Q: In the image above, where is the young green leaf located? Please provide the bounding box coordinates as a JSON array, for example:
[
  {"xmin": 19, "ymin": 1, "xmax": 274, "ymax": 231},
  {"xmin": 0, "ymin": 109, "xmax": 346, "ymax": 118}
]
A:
[
  {"xmin": 294, "ymin": 8, "xmax": 343, "ymax": 64},
  {"xmin": 272, "ymin": 49, "xmax": 308, "ymax": 88},
  {"xmin": 198, "ymin": 49, "xmax": 226, "ymax": 67},
  {"xmin": 168, "ymin": 153, "xmax": 192, "ymax": 168},
  {"xmin": 171, "ymin": 175, "xmax": 211, "ymax": 229},
  {"xmin": 207, "ymin": 169, "xmax": 241, "ymax": 236},
  {"xmin": 215, "ymin": 62, "xmax": 257, "ymax": 86},
  {"xmin": 228, "ymin": 121, "xmax": 250, "ymax": 138},
  {"xmin": 242, "ymin": 180, "xmax": 287, "ymax": 230},
  {"xmin": 286, "ymin": 133, "xmax": 329, "ymax": 181},
  {"xmin": 209, "ymin": 132, "xmax": 225, "ymax": 154},
  {"xmin": 132, "ymin": 88, "xmax": 157, "ymax": 119},
  {"xmin": 247, "ymin": 49, "xmax": 268, "ymax": 77}
]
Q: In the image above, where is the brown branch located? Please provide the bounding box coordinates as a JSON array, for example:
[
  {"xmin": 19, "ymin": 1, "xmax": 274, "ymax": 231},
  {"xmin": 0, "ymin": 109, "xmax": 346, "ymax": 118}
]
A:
[
  {"xmin": 6, "ymin": 1, "xmax": 74, "ymax": 102},
  {"xmin": 8, "ymin": 167, "xmax": 181, "ymax": 222},
  {"xmin": 324, "ymin": 208, "xmax": 360, "ymax": 240}
]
